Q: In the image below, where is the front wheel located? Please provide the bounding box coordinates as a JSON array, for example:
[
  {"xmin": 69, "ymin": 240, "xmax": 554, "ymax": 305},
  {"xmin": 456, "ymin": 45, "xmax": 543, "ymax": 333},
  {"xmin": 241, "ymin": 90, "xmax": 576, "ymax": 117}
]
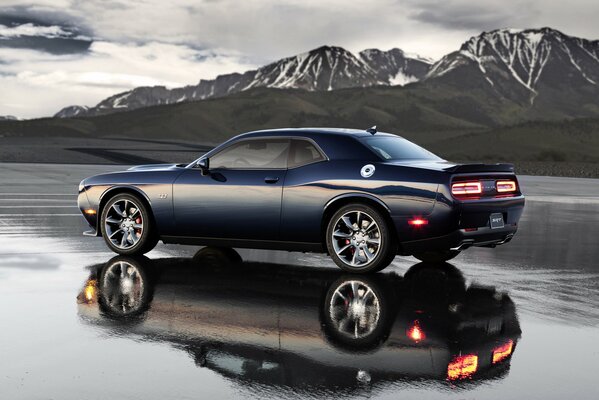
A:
[
  {"xmin": 100, "ymin": 193, "xmax": 158, "ymax": 255},
  {"xmin": 412, "ymin": 250, "xmax": 461, "ymax": 263},
  {"xmin": 326, "ymin": 204, "xmax": 396, "ymax": 273}
]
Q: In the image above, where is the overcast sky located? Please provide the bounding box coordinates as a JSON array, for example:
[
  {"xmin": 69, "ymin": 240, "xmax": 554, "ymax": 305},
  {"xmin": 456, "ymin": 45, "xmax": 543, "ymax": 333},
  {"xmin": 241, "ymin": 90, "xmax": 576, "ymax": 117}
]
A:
[{"xmin": 1, "ymin": 0, "xmax": 599, "ymax": 119}]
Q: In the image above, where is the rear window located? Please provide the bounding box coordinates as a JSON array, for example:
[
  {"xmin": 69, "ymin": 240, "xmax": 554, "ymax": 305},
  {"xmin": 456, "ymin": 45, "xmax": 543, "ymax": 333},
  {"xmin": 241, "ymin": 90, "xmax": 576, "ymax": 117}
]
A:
[{"xmin": 360, "ymin": 136, "xmax": 441, "ymax": 161}]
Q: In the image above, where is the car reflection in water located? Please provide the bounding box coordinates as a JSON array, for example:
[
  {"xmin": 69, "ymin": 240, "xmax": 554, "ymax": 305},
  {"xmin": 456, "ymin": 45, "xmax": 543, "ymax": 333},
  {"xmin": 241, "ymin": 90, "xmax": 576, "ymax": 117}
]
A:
[{"xmin": 77, "ymin": 248, "xmax": 521, "ymax": 392}]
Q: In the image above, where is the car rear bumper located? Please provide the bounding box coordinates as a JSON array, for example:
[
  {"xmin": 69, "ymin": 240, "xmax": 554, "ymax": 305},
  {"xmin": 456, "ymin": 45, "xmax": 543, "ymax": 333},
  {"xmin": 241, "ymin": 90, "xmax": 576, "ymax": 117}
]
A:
[
  {"xmin": 398, "ymin": 195, "xmax": 524, "ymax": 254},
  {"xmin": 400, "ymin": 224, "xmax": 518, "ymax": 254}
]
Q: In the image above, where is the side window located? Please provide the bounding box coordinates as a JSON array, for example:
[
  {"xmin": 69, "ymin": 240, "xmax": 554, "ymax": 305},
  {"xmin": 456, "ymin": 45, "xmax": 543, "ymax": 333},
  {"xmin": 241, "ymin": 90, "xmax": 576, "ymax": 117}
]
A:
[
  {"xmin": 210, "ymin": 139, "xmax": 289, "ymax": 169},
  {"xmin": 288, "ymin": 139, "xmax": 326, "ymax": 168}
]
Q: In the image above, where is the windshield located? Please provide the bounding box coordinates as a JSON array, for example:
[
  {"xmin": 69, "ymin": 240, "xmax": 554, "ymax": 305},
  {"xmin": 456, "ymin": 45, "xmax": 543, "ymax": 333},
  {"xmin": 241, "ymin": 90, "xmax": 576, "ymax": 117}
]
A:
[{"xmin": 360, "ymin": 136, "xmax": 441, "ymax": 161}]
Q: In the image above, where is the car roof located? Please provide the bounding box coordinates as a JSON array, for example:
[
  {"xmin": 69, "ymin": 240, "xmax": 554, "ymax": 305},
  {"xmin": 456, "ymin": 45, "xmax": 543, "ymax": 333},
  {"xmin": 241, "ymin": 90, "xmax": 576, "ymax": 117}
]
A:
[{"xmin": 238, "ymin": 127, "xmax": 398, "ymax": 139}]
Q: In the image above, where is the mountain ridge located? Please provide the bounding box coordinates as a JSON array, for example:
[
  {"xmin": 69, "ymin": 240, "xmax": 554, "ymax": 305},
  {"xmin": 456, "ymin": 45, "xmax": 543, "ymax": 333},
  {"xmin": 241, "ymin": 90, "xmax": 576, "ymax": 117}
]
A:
[
  {"xmin": 56, "ymin": 45, "xmax": 431, "ymax": 118},
  {"xmin": 49, "ymin": 27, "xmax": 599, "ymax": 125}
]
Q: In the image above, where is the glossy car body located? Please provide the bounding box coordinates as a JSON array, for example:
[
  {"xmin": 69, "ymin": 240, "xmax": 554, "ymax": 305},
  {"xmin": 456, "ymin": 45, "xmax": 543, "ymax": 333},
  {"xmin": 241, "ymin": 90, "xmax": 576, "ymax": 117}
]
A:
[
  {"xmin": 77, "ymin": 249, "xmax": 521, "ymax": 387},
  {"xmin": 78, "ymin": 128, "xmax": 525, "ymax": 269}
]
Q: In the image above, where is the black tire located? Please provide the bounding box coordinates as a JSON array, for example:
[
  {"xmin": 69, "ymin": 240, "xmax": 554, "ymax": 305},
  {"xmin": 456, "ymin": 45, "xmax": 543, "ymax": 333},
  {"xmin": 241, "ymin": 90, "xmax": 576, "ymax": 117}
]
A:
[
  {"xmin": 326, "ymin": 203, "xmax": 396, "ymax": 273},
  {"xmin": 100, "ymin": 193, "xmax": 158, "ymax": 255},
  {"xmin": 412, "ymin": 250, "xmax": 461, "ymax": 263}
]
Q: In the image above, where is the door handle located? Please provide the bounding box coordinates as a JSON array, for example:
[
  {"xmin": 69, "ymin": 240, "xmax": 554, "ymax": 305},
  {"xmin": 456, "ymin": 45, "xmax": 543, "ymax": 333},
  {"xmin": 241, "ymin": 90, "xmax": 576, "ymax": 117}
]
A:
[{"xmin": 264, "ymin": 176, "xmax": 279, "ymax": 184}]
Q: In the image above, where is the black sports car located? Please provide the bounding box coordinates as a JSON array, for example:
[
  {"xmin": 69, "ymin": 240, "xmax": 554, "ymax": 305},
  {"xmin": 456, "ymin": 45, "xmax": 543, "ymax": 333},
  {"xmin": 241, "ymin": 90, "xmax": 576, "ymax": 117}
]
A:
[{"xmin": 78, "ymin": 127, "xmax": 525, "ymax": 273}]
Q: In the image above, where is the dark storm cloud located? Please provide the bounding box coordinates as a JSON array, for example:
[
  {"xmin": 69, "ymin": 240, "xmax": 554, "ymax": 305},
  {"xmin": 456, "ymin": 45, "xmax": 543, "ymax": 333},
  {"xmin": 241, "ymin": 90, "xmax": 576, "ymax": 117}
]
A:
[
  {"xmin": 407, "ymin": 0, "xmax": 536, "ymax": 31},
  {"xmin": 0, "ymin": 35, "xmax": 91, "ymax": 54},
  {"xmin": 0, "ymin": 5, "xmax": 92, "ymax": 54},
  {"xmin": 0, "ymin": 5, "xmax": 91, "ymax": 35}
]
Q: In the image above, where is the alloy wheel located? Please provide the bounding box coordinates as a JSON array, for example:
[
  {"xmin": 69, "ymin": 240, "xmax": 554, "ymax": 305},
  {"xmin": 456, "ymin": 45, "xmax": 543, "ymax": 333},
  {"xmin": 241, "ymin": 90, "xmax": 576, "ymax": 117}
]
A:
[
  {"xmin": 331, "ymin": 210, "xmax": 382, "ymax": 267},
  {"xmin": 104, "ymin": 199, "xmax": 144, "ymax": 250}
]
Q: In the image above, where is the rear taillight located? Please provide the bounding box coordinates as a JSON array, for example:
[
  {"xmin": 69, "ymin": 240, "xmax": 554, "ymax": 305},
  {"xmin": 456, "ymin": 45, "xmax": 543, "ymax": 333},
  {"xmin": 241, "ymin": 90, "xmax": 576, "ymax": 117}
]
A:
[
  {"xmin": 452, "ymin": 181, "xmax": 482, "ymax": 196},
  {"xmin": 492, "ymin": 340, "xmax": 514, "ymax": 364},
  {"xmin": 496, "ymin": 180, "xmax": 517, "ymax": 193},
  {"xmin": 447, "ymin": 354, "xmax": 478, "ymax": 380}
]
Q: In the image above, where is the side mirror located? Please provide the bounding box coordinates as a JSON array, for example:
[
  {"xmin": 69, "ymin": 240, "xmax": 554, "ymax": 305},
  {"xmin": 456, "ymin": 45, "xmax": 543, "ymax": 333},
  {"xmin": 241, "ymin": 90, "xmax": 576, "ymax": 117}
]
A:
[{"xmin": 197, "ymin": 158, "xmax": 210, "ymax": 175}]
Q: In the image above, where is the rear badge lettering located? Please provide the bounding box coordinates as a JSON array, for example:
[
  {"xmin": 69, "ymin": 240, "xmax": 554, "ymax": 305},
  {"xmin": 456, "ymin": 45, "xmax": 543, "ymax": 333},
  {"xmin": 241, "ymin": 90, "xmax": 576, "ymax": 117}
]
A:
[{"xmin": 360, "ymin": 164, "xmax": 375, "ymax": 178}]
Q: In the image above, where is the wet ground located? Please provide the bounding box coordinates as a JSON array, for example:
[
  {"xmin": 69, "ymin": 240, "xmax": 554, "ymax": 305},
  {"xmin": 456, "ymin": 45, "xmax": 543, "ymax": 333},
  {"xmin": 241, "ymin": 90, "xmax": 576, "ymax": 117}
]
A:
[{"xmin": 1, "ymin": 163, "xmax": 598, "ymax": 400}]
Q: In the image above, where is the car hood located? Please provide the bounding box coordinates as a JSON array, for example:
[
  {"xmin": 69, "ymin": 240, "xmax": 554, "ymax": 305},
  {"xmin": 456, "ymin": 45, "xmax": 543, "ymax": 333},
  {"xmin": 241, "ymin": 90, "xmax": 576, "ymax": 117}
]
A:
[{"xmin": 127, "ymin": 163, "xmax": 186, "ymax": 171}]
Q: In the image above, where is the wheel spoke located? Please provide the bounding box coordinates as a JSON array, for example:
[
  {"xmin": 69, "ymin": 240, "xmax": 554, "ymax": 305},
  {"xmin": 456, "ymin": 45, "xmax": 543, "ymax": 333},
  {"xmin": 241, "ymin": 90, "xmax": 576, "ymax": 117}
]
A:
[
  {"xmin": 112, "ymin": 203, "xmax": 125, "ymax": 217},
  {"xmin": 129, "ymin": 208, "xmax": 139, "ymax": 218},
  {"xmin": 363, "ymin": 247, "xmax": 374, "ymax": 261},
  {"xmin": 333, "ymin": 230, "xmax": 351, "ymax": 238},
  {"xmin": 335, "ymin": 289, "xmax": 348, "ymax": 302},
  {"xmin": 351, "ymin": 250, "xmax": 358, "ymax": 265},
  {"xmin": 105, "ymin": 217, "xmax": 122, "ymax": 225},
  {"xmin": 341, "ymin": 216, "xmax": 355, "ymax": 231},
  {"xmin": 132, "ymin": 223, "xmax": 143, "ymax": 229},
  {"xmin": 336, "ymin": 244, "xmax": 352, "ymax": 255},
  {"xmin": 364, "ymin": 220, "xmax": 377, "ymax": 232},
  {"xmin": 366, "ymin": 237, "xmax": 380, "ymax": 245},
  {"xmin": 109, "ymin": 228, "xmax": 123, "ymax": 239},
  {"xmin": 120, "ymin": 231, "xmax": 128, "ymax": 247}
]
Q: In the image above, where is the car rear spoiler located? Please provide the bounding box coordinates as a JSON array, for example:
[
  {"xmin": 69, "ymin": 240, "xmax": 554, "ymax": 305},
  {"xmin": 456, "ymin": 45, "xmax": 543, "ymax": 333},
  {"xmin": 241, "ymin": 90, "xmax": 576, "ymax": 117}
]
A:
[{"xmin": 444, "ymin": 163, "xmax": 515, "ymax": 173}]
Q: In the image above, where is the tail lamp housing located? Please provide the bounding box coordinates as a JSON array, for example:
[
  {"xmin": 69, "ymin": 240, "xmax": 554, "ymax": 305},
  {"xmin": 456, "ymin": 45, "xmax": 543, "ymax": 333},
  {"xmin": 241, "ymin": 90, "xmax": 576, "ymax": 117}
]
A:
[
  {"xmin": 496, "ymin": 180, "xmax": 517, "ymax": 193},
  {"xmin": 451, "ymin": 181, "xmax": 482, "ymax": 196}
]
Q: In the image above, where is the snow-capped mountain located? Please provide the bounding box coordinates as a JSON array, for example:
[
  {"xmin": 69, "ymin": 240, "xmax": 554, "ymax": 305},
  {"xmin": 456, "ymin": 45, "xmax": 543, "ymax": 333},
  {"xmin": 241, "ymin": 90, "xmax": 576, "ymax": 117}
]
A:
[
  {"xmin": 426, "ymin": 28, "xmax": 599, "ymax": 112},
  {"xmin": 55, "ymin": 45, "xmax": 432, "ymax": 118},
  {"xmin": 359, "ymin": 48, "xmax": 431, "ymax": 85},
  {"xmin": 53, "ymin": 105, "xmax": 89, "ymax": 118}
]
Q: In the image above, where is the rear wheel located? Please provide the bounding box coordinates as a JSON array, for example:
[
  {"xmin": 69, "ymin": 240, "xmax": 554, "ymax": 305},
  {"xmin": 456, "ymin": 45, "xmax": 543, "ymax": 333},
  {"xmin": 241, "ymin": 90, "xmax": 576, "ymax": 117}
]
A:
[
  {"xmin": 100, "ymin": 193, "xmax": 158, "ymax": 255},
  {"xmin": 412, "ymin": 250, "xmax": 461, "ymax": 263},
  {"xmin": 326, "ymin": 204, "xmax": 396, "ymax": 273}
]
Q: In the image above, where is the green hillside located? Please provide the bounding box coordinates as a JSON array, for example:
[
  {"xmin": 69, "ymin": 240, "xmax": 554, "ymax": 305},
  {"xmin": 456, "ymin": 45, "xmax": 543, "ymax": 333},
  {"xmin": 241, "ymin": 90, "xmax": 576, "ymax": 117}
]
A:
[{"xmin": 1, "ymin": 86, "xmax": 598, "ymax": 176}]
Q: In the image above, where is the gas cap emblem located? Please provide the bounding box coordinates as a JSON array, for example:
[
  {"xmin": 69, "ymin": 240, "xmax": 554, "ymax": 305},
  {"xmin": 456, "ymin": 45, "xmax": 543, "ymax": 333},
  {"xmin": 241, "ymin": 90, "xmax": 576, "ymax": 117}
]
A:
[{"xmin": 360, "ymin": 164, "xmax": 375, "ymax": 178}]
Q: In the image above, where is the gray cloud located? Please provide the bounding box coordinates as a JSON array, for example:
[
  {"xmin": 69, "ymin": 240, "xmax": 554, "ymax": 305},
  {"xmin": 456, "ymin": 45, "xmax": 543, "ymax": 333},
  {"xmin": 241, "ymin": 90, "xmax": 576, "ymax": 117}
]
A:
[{"xmin": 407, "ymin": 0, "xmax": 537, "ymax": 31}]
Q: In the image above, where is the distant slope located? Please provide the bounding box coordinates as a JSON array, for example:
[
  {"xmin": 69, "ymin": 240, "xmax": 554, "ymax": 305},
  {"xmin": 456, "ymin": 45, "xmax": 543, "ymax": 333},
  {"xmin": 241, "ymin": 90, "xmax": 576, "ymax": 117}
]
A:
[
  {"xmin": 3, "ymin": 86, "xmax": 599, "ymax": 167},
  {"xmin": 55, "ymin": 46, "xmax": 431, "ymax": 118}
]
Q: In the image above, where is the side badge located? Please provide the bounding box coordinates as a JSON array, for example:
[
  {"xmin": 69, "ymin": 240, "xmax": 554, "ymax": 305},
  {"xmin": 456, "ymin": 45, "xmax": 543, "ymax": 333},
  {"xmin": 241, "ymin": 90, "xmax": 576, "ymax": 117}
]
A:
[{"xmin": 360, "ymin": 164, "xmax": 375, "ymax": 178}]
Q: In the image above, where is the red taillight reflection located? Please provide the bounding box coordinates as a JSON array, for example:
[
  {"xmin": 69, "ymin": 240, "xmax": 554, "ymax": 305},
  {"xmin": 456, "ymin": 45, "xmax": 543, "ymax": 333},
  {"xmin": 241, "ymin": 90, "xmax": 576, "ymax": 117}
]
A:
[
  {"xmin": 496, "ymin": 180, "xmax": 517, "ymax": 193},
  {"xmin": 492, "ymin": 340, "xmax": 514, "ymax": 364},
  {"xmin": 452, "ymin": 181, "xmax": 482, "ymax": 196},
  {"xmin": 407, "ymin": 321, "xmax": 425, "ymax": 342},
  {"xmin": 408, "ymin": 218, "xmax": 428, "ymax": 226},
  {"xmin": 447, "ymin": 354, "xmax": 478, "ymax": 380}
]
